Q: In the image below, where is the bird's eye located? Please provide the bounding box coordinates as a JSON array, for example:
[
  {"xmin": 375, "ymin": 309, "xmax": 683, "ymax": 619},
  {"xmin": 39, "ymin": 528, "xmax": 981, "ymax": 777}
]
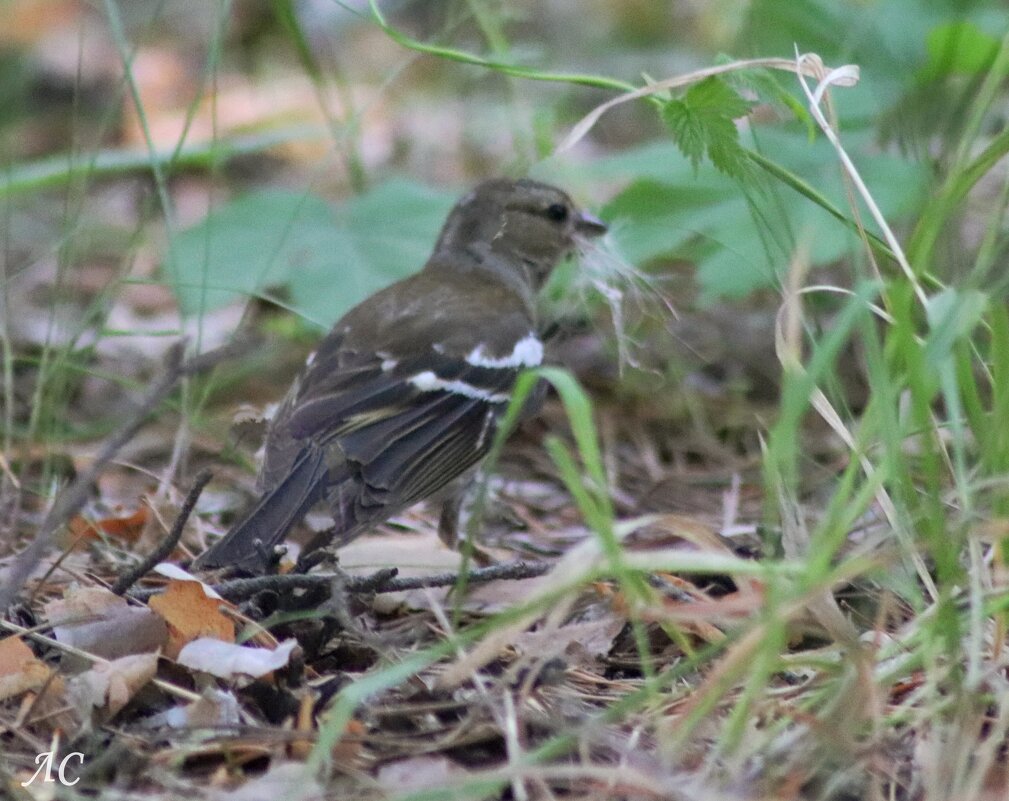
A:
[{"xmin": 546, "ymin": 203, "xmax": 568, "ymax": 222}]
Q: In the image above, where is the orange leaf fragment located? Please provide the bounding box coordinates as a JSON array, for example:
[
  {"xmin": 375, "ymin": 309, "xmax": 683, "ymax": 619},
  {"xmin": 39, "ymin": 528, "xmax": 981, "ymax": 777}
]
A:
[
  {"xmin": 68, "ymin": 505, "xmax": 149, "ymax": 543},
  {"xmin": 331, "ymin": 719, "xmax": 368, "ymax": 770},
  {"xmin": 149, "ymin": 580, "xmax": 234, "ymax": 659},
  {"xmin": 0, "ymin": 636, "xmax": 51, "ymax": 701}
]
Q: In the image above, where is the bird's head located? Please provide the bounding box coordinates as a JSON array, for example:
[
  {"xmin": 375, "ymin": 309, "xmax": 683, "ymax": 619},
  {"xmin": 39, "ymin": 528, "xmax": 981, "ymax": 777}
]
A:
[{"xmin": 433, "ymin": 178, "xmax": 607, "ymax": 289}]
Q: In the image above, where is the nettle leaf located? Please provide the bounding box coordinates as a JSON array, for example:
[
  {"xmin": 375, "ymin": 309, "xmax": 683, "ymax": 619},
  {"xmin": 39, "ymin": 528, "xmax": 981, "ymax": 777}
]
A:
[
  {"xmin": 660, "ymin": 101, "xmax": 705, "ymax": 170},
  {"xmin": 685, "ymin": 75, "xmax": 754, "ymax": 119},
  {"xmin": 165, "ymin": 178, "xmax": 456, "ymax": 328},
  {"xmin": 705, "ymin": 114, "xmax": 750, "ymax": 177},
  {"xmin": 660, "ymin": 76, "xmax": 754, "ymax": 178},
  {"xmin": 596, "ymin": 128, "xmax": 929, "ymax": 301}
]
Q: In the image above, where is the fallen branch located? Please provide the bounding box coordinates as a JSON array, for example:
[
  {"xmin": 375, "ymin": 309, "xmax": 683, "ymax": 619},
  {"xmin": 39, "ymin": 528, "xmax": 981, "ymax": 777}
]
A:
[
  {"xmin": 111, "ymin": 468, "xmax": 214, "ymax": 596},
  {"xmin": 129, "ymin": 559, "xmax": 552, "ymax": 603},
  {"xmin": 0, "ymin": 339, "xmax": 254, "ymax": 609}
]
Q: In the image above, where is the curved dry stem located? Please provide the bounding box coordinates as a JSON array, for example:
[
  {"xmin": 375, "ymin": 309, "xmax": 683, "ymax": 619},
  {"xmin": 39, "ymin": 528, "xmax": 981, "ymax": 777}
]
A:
[{"xmin": 558, "ymin": 53, "xmax": 859, "ymax": 154}]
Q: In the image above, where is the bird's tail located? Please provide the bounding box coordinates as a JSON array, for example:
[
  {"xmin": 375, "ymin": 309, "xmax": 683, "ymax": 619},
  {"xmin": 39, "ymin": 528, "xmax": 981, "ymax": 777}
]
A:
[{"xmin": 195, "ymin": 447, "xmax": 331, "ymax": 570}]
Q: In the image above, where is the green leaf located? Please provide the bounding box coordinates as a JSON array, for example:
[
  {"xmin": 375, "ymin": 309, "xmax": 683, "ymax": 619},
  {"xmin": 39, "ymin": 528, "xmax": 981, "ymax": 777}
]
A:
[
  {"xmin": 661, "ymin": 100, "xmax": 705, "ymax": 170},
  {"xmin": 726, "ymin": 66, "xmax": 815, "ymax": 139},
  {"xmin": 705, "ymin": 114, "xmax": 750, "ymax": 177},
  {"xmin": 924, "ymin": 288, "xmax": 988, "ymax": 365},
  {"xmin": 602, "ymin": 177, "xmax": 776, "ymax": 300},
  {"xmin": 923, "ymin": 21, "xmax": 1000, "ymax": 78},
  {"xmin": 165, "ymin": 178, "xmax": 456, "ymax": 327},
  {"xmin": 596, "ymin": 127, "xmax": 929, "ymax": 301},
  {"xmin": 660, "ymin": 77, "xmax": 753, "ymax": 178},
  {"xmin": 685, "ymin": 75, "xmax": 754, "ymax": 119},
  {"xmin": 737, "ymin": 0, "xmax": 961, "ymax": 120}
]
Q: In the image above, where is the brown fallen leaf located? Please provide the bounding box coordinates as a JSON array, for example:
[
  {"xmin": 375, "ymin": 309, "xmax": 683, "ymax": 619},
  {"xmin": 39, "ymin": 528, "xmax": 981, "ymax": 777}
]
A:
[
  {"xmin": 45, "ymin": 584, "xmax": 126, "ymax": 620},
  {"xmin": 149, "ymin": 580, "xmax": 235, "ymax": 659},
  {"xmin": 330, "ymin": 719, "xmax": 369, "ymax": 772},
  {"xmin": 68, "ymin": 652, "xmax": 159, "ymax": 719},
  {"xmin": 0, "ymin": 636, "xmax": 51, "ymax": 701},
  {"xmin": 45, "ymin": 585, "xmax": 168, "ymax": 663},
  {"xmin": 515, "ymin": 616, "xmax": 627, "ymax": 666},
  {"xmin": 67, "ymin": 505, "xmax": 150, "ymax": 543}
]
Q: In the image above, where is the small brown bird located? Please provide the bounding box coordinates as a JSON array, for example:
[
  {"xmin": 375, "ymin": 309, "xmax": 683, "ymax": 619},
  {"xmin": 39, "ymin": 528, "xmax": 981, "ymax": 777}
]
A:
[{"xmin": 197, "ymin": 178, "xmax": 606, "ymax": 571}]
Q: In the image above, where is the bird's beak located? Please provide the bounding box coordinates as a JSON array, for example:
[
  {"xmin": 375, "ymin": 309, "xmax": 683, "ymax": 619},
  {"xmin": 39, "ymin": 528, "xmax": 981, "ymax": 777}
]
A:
[{"xmin": 575, "ymin": 210, "xmax": 608, "ymax": 237}]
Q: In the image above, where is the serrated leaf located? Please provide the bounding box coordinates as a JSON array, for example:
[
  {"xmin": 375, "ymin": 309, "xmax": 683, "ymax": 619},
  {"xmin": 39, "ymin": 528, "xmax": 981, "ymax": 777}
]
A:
[
  {"xmin": 685, "ymin": 76, "xmax": 754, "ymax": 120},
  {"xmin": 661, "ymin": 77, "xmax": 753, "ymax": 178},
  {"xmin": 703, "ymin": 115, "xmax": 749, "ymax": 178},
  {"xmin": 165, "ymin": 178, "xmax": 456, "ymax": 327},
  {"xmin": 661, "ymin": 100, "xmax": 705, "ymax": 170}
]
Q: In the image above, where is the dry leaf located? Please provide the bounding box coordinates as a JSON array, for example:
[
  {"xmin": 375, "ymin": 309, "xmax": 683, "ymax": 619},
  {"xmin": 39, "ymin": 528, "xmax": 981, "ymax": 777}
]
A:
[
  {"xmin": 68, "ymin": 652, "xmax": 159, "ymax": 718},
  {"xmin": 330, "ymin": 719, "xmax": 368, "ymax": 771},
  {"xmin": 0, "ymin": 636, "xmax": 51, "ymax": 701},
  {"xmin": 176, "ymin": 638, "xmax": 297, "ymax": 680},
  {"xmin": 118, "ymin": 47, "xmax": 385, "ymax": 172},
  {"xmin": 377, "ymin": 756, "xmax": 465, "ymax": 793},
  {"xmin": 154, "ymin": 688, "xmax": 242, "ymax": 729},
  {"xmin": 153, "ymin": 563, "xmax": 223, "ymax": 598},
  {"xmin": 207, "ymin": 761, "xmax": 324, "ymax": 801},
  {"xmin": 149, "ymin": 580, "xmax": 234, "ymax": 659},
  {"xmin": 45, "ymin": 585, "xmax": 168, "ymax": 662},
  {"xmin": 97, "ymin": 303, "xmax": 246, "ymax": 364},
  {"xmin": 67, "ymin": 505, "xmax": 149, "ymax": 543},
  {"xmin": 515, "ymin": 617, "xmax": 627, "ymax": 665},
  {"xmin": 45, "ymin": 584, "xmax": 125, "ymax": 620}
]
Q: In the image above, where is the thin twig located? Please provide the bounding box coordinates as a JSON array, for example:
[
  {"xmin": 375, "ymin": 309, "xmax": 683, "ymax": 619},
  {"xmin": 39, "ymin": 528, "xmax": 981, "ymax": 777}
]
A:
[
  {"xmin": 111, "ymin": 468, "xmax": 214, "ymax": 596},
  {"xmin": 129, "ymin": 560, "xmax": 552, "ymax": 603},
  {"xmin": 0, "ymin": 339, "xmax": 254, "ymax": 609}
]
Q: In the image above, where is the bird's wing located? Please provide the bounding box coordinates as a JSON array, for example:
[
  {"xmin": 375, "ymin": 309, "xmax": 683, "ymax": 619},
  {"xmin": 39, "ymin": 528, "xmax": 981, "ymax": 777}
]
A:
[{"xmin": 259, "ymin": 301, "xmax": 541, "ymax": 534}]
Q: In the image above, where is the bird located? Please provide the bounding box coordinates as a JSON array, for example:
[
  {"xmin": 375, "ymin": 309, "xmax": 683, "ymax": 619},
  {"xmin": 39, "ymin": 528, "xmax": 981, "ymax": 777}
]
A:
[{"xmin": 196, "ymin": 177, "xmax": 607, "ymax": 571}]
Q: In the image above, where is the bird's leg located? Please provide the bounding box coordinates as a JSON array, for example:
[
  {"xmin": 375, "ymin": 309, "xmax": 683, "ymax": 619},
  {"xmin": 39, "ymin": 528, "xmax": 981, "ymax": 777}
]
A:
[
  {"xmin": 437, "ymin": 493, "xmax": 463, "ymax": 550},
  {"xmin": 294, "ymin": 546, "xmax": 336, "ymax": 574},
  {"xmin": 439, "ymin": 487, "xmax": 497, "ymax": 566},
  {"xmin": 253, "ymin": 538, "xmax": 287, "ymax": 574},
  {"xmin": 294, "ymin": 525, "xmax": 342, "ymax": 573}
]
